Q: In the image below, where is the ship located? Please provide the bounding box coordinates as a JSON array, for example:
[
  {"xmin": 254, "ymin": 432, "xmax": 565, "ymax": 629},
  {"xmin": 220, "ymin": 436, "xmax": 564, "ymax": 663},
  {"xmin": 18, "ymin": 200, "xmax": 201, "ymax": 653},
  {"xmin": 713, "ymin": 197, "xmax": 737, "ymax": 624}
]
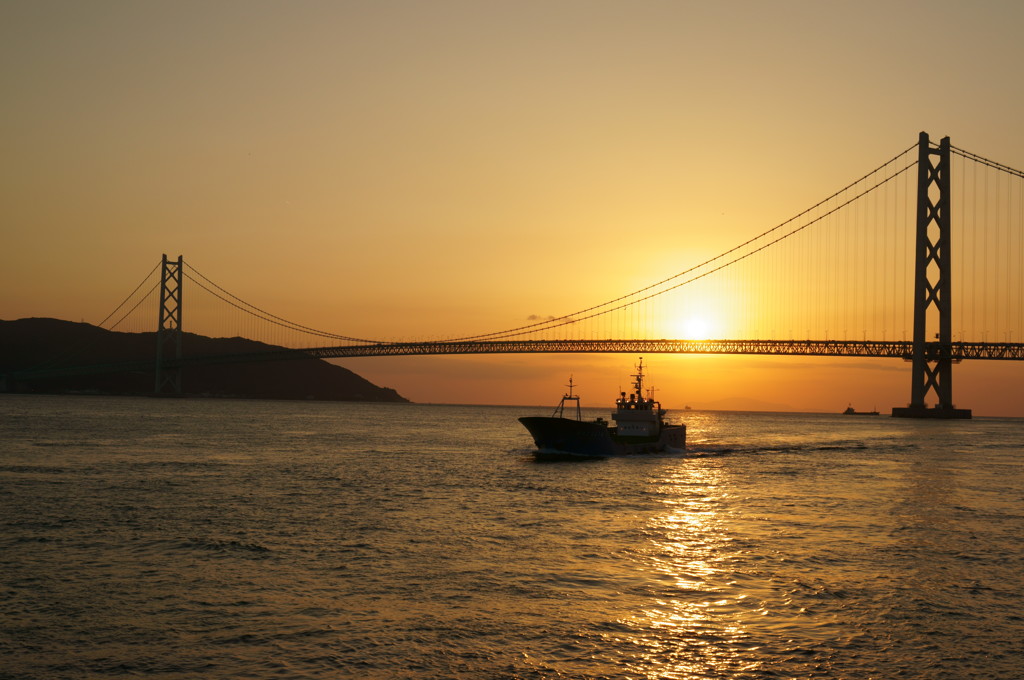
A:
[
  {"xmin": 843, "ymin": 404, "xmax": 880, "ymax": 415},
  {"xmin": 519, "ymin": 358, "xmax": 686, "ymax": 460}
]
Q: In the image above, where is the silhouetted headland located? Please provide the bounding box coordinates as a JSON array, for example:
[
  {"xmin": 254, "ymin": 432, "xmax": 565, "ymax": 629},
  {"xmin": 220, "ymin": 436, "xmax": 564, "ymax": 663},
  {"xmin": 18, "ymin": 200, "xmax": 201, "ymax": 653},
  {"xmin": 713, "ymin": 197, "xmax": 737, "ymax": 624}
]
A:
[{"xmin": 0, "ymin": 318, "xmax": 408, "ymax": 402}]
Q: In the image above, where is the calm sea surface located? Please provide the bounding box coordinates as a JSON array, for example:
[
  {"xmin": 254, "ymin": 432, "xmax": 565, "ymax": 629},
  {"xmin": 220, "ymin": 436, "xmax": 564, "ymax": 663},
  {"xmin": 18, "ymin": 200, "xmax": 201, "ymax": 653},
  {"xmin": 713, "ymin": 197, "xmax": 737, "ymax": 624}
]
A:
[{"xmin": 1, "ymin": 394, "xmax": 1022, "ymax": 679}]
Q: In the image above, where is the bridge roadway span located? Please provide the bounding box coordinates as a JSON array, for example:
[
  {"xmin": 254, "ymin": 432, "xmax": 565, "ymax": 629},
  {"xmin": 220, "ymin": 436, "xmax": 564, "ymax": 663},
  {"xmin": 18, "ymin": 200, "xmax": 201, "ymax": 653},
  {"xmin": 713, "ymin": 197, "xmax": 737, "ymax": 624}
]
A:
[
  {"xmin": 11, "ymin": 339, "xmax": 1024, "ymax": 381},
  {"xmin": 304, "ymin": 339, "xmax": 1024, "ymax": 361}
]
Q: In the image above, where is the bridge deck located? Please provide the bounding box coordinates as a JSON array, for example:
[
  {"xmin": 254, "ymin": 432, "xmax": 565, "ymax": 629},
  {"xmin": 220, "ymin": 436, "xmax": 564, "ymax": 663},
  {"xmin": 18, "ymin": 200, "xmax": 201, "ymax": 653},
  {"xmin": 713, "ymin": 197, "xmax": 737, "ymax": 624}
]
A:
[
  {"xmin": 306, "ymin": 339, "xmax": 1024, "ymax": 361},
  {"xmin": 10, "ymin": 339, "xmax": 1024, "ymax": 382}
]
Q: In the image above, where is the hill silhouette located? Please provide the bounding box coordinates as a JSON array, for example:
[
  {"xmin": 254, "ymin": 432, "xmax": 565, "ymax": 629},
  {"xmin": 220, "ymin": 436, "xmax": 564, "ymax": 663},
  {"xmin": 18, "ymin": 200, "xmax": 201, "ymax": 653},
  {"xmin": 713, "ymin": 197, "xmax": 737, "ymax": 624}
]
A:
[{"xmin": 0, "ymin": 318, "xmax": 407, "ymax": 402}]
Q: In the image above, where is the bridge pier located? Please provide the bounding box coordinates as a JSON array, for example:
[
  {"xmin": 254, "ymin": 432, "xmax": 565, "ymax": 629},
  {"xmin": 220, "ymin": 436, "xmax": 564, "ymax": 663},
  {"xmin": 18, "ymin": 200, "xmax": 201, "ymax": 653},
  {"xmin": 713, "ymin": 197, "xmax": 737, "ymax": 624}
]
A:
[
  {"xmin": 892, "ymin": 133, "xmax": 971, "ymax": 419},
  {"xmin": 892, "ymin": 404, "xmax": 973, "ymax": 419}
]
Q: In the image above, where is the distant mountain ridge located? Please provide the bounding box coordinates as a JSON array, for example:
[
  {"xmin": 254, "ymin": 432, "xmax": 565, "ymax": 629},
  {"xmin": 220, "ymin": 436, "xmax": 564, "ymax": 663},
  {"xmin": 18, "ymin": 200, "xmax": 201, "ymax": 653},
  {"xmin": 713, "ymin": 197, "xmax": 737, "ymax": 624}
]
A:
[{"xmin": 0, "ymin": 318, "xmax": 408, "ymax": 402}]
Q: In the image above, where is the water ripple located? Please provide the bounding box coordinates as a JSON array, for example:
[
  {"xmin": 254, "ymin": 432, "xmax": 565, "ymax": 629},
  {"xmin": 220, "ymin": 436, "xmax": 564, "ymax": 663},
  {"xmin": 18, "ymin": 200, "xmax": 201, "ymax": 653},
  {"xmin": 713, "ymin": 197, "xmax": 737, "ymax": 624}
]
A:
[{"xmin": 1, "ymin": 397, "xmax": 1022, "ymax": 679}]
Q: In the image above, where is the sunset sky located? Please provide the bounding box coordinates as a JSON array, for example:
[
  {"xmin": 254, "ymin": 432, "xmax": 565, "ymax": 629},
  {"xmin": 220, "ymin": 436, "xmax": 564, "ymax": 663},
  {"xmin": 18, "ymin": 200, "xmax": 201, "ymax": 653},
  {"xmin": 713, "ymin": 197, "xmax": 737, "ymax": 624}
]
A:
[{"xmin": 3, "ymin": 1, "xmax": 1024, "ymax": 414}]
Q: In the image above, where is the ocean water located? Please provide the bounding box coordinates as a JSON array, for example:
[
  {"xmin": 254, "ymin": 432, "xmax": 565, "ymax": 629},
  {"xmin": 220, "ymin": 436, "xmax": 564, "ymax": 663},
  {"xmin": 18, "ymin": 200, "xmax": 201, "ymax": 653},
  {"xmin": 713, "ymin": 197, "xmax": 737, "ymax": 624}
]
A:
[{"xmin": 1, "ymin": 394, "xmax": 1022, "ymax": 679}]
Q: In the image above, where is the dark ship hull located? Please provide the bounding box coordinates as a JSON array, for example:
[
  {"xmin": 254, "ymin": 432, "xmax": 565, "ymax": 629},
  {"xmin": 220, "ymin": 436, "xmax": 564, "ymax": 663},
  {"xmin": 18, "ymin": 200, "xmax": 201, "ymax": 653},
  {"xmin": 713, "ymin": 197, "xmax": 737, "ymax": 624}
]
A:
[
  {"xmin": 520, "ymin": 359, "xmax": 687, "ymax": 460},
  {"xmin": 519, "ymin": 415, "xmax": 686, "ymax": 459}
]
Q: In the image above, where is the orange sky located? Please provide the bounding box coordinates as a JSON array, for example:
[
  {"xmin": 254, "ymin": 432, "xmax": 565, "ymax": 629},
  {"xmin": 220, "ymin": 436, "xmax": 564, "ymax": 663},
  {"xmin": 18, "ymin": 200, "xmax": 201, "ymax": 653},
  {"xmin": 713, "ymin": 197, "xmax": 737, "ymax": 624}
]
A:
[{"xmin": 3, "ymin": 1, "xmax": 1024, "ymax": 415}]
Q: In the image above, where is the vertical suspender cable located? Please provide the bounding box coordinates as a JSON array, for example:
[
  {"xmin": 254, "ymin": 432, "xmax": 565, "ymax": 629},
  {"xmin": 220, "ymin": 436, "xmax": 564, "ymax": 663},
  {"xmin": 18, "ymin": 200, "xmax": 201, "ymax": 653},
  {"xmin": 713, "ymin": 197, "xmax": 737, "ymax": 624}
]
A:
[
  {"xmin": 1005, "ymin": 171, "xmax": 1012, "ymax": 341},
  {"xmin": 972, "ymin": 162, "xmax": 978, "ymax": 339},
  {"xmin": 958, "ymin": 154, "xmax": 965, "ymax": 340}
]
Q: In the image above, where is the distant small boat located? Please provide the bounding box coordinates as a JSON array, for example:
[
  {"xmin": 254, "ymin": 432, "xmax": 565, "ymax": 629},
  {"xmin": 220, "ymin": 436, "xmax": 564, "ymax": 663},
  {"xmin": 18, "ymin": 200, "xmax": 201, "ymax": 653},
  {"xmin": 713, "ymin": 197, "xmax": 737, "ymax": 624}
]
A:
[
  {"xmin": 519, "ymin": 359, "xmax": 687, "ymax": 460},
  {"xmin": 843, "ymin": 405, "xmax": 880, "ymax": 416}
]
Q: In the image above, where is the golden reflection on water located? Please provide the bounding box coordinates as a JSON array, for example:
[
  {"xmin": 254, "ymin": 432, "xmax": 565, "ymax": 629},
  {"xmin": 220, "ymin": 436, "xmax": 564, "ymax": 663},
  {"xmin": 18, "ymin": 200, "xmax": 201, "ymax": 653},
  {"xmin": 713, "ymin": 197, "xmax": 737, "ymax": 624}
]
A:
[{"xmin": 623, "ymin": 462, "xmax": 761, "ymax": 679}]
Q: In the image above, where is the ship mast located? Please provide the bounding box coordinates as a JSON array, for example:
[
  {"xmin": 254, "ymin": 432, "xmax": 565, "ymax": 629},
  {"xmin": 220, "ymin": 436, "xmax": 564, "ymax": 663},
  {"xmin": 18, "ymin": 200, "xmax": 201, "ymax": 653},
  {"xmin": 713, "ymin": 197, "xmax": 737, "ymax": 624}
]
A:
[
  {"xmin": 631, "ymin": 358, "xmax": 646, "ymax": 402},
  {"xmin": 552, "ymin": 375, "xmax": 582, "ymax": 420}
]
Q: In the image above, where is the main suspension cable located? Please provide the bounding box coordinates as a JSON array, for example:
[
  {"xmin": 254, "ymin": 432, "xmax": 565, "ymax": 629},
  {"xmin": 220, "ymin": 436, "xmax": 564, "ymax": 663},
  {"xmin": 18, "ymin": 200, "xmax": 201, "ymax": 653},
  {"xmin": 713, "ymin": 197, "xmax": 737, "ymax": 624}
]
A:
[
  {"xmin": 951, "ymin": 145, "xmax": 1024, "ymax": 180},
  {"xmin": 106, "ymin": 281, "xmax": 161, "ymax": 331},
  {"xmin": 491, "ymin": 159, "xmax": 917, "ymax": 340},
  {"xmin": 97, "ymin": 261, "xmax": 160, "ymax": 328},
  {"xmin": 183, "ymin": 263, "xmax": 380, "ymax": 344},
  {"xmin": 446, "ymin": 142, "xmax": 919, "ymax": 342}
]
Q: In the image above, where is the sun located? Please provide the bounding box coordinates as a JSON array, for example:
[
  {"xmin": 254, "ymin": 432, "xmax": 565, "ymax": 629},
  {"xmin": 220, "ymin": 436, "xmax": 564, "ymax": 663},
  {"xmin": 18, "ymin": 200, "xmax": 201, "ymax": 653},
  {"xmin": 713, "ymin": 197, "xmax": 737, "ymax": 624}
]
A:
[{"xmin": 673, "ymin": 315, "xmax": 716, "ymax": 340}]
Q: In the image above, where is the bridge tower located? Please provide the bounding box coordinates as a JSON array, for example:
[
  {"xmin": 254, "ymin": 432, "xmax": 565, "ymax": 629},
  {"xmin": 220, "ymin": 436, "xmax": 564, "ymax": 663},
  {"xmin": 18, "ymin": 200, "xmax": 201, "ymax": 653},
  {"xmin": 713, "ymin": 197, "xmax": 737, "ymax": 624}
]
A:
[
  {"xmin": 892, "ymin": 133, "xmax": 971, "ymax": 418},
  {"xmin": 155, "ymin": 254, "xmax": 183, "ymax": 396}
]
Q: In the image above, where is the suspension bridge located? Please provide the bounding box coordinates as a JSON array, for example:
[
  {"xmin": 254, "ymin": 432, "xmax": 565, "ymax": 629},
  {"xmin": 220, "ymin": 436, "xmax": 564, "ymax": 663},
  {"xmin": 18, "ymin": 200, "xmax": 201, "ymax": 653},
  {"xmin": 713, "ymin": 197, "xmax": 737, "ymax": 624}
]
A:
[{"xmin": 8, "ymin": 132, "xmax": 1024, "ymax": 418}]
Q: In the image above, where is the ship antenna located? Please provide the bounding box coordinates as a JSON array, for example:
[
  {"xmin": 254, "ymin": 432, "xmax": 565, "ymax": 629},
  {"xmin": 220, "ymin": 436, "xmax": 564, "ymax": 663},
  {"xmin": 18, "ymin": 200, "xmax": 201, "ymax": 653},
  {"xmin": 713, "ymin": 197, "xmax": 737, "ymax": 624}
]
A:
[{"xmin": 632, "ymin": 356, "xmax": 645, "ymax": 396}]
